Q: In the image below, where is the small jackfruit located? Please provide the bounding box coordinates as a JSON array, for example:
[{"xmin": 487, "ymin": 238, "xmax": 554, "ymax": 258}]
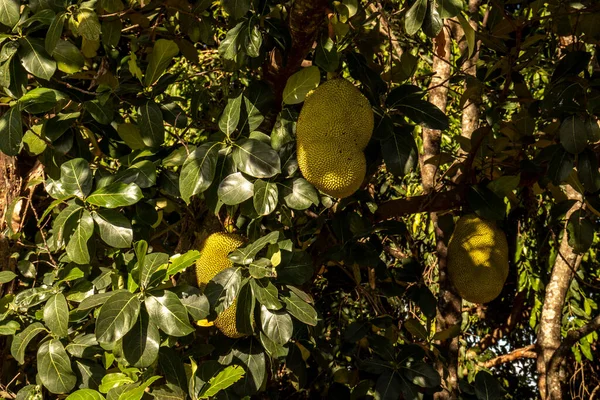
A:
[
  {"xmin": 213, "ymin": 298, "xmax": 246, "ymax": 338},
  {"xmin": 296, "ymin": 79, "xmax": 374, "ymax": 198},
  {"xmin": 447, "ymin": 214, "xmax": 509, "ymax": 304},
  {"xmin": 196, "ymin": 232, "xmax": 246, "ymax": 337},
  {"xmin": 196, "ymin": 232, "xmax": 245, "ymax": 290}
]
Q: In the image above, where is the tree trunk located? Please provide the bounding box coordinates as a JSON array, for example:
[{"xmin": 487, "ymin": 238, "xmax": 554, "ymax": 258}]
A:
[
  {"xmin": 419, "ymin": 25, "xmax": 461, "ymax": 400},
  {"xmin": 536, "ymin": 185, "xmax": 582, "ymax": 400}
]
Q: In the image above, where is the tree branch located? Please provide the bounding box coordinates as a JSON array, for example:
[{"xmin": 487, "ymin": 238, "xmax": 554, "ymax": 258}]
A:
[
  {"xmin": 476, "ymin": 291, "xmax": 527, "ymax": 351},
  {"xmin": 481, "ymin": 344, "xmax": 537, "ymax": 369},
  {"xmin": 375, "ymin": 187, "xmax": 465, "ymax": 221}
]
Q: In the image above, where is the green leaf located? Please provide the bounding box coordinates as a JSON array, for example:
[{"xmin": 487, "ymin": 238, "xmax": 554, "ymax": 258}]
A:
[
  {"xmin": 236, "ymin": 281, "xmax": 255, "ymax": 335},
  {"xmin": 66, "ymin": 389, "xmax": 106, "ymax": 400},
  {"xmin": 228, "ymin": 231, "xmax": 280, "ymax": 264},
  {"xmin": 85, "ymin": 100, "xmax": 114, "ymax": 125},
  {"xmin": 117, "ymin": 123, "xmax": 145, "ymax": 150},
  {"xmin": 102, "ymin": 18, "xmax": 122, "ymax": 47},
  {"xmin": 0, "ymin": 106, "xmax": 22, "ymax": 156},
  {"xmin": 376, "ymin": 371, "xmax": 402, "ymax": 400},
  {"xmin": 145, "ymin": 290, "xmax": 194, "ymax": 337},
  {"xmin": 159, "ymin": 347, "xmax": 188, "ymax": 391},
  {"xmin": 231, "ymin": 343, "xmax": 266, "ymax": 393},
  {"xmin": 178, "ymin": 285, "xmax": 209, "ymax": 320},
  {"xmin": 578, "ymin": 149, "xmax": 600, "ymax": 192},
  {"xmin": 77, "ymin": 9, "xmax": 101, "ymax": 41},
  {"xmin": 222, "ymin": 0, "xmax": 250, "ymax": 20},
  {"xmin": 199, "ymin": 365, "xmax": 245, "ymax": 398},
  {"xmin": 260, "ymin": 305, "xmax": 292, "ymax": 345},
  {"xmin": 281, "ymin": 178, "xmax": 319, "ymax": 210},
  {"xmin": 139, "ymin": 252, "xmax": 169, "ymax": 289},
  {"xmin": 405, "ymin": 0, "xmax": 428, "ymax": 35},
  {"xmin": 394, "ymin": 99, "xmax": 449, "ymax": 130},
  {"xmin": 86, "ymin": 182, "xmax": 143, "ymax": 208},
  {"xmin": 381, "ymin": 128, "xmax": 418, "ymax": 177},
  {"xmin": 315, "ymin": 37, "xmax": 340, "ymax": 73},
  {"xmin": 404, "ymin": 318, "xmax": 429, "ymax": 340},
  {"xmin": 457, "ymin": 13, "xmax": 475, "ymax": 58},
  {"xmin": 43, "ymin": 293, "xmax": 69, "ymax": 337},
  {"xmin": 66, "ymin": 209, "xmax": 94, "ymax": 264},
  {"xmin": 0, "ymin": 0, "xmax": 19, "ymax": 28},
  {"xmin": 548, "ymin": 147, "xmax": 574, "ymax": 185},
  {"xmin": 166, "ymin": 251, "xmax": 201, "ymax": 277},
  {"xmin": 138, "ymin": 100, "xmax": 165, "ymax": 148},
  {"xmin": 18, "ymin": 87, "xmax": 68, "ymax": 114},
  {"xmin": 99, "ymin": 373, "xmax": 134, "ymax": 393},
  {"xmin": 277, "ymin": 250, "xmax": 313, "ymax": 285},
  {"xmin": 282, "ymin": 66, "xmax": 320, "ymax": 105},
  {"xmin": 282, "ymin": 291, "xmax": 317, "ymax": 326},
  {"xmin": 52, "ymin": 203, "xmax": 83, "ymax": 247},
  {"xmin": 403, "ymin": 361, "xmax": 440, "ymax": 388},
  {"xmin": 46, "ymin": 12, "xmax": 66, "ymax": 54},
  {"xmin": 93, "ymin": 209, "xmax": 133, "ymax": 248},
  {"xmin": 122, "ymin": 310, "xmax": 160, "ymax": 368},
  {"xmin": 250, "ymin": 279, "xmax": 282, "ymax": 310},
  {"xmin": 60, "ymin": 158, "xmax": 93, "ymax": 198},
  {"xmin": 218, "ymin": 21, "xmax": 245, "ymax": 62},
  {"xmin": 560, "ymin": 116, "xmax": 588, "ymax": 154},
  {"xmin": 117, "ymin": 376, "xmax": 161, "ymax": 400},
  {"xmin": 217, "ymin": 172, "xmax": 254, "ymax": 205},
  {"xmin": 233, "ymin": 139, "xmax": 281, "ymax": 178},
  {"xmin": 145, "ymin": 39, "xmax": 179, "ymax": 87},
  {"xmin": 204, "ymin": 267, "xmax": 242, "ymax": 313},
  {"xmin": 37, "ymin": 339, "xmax": 77, "ymax": 394},
  {"xmin": 474, "ymin": 371, "xmax": 506, "ymax": 400},
  {"xmin": 65, "ymin": 333, "xmax": 101, "ymax": 359},
  {"xmin": 422, "ymin": 2, "xmax": 443, "ymax": 38},
  {"xmin": 11, "ymin": 322, "xmax": 47, "ymax": 364},
  {"xmin": 0, "ymin": 270, "xmax": 16, "ymax": 284},
  {"xmin": 439, "ymin": 0, "xmax": 463, "ymax": 18},
  {"xmin": 219, "ymin": 93, "xmax": 243, "ymax": 137},
  {"xmin": 95, "ymin": 291, "xmax": 141, "ymax": 343},
  {"xmin": 567, "ymin": 210, "xmax": 595, "ymax": 254},
  {"xmin": 253, "ymin": 179, "xmax": 278, "ymax": 216},
  {"xmin": 179, "ymin": 142, "xmax": 220, "ymax": 203},
  {"xmin": 18, "ymin": 37, "xmax": 56, "ymax": 80},
  {"xmin": 466, "ymin": 185, "xmax": 506, "ymax": 221}
]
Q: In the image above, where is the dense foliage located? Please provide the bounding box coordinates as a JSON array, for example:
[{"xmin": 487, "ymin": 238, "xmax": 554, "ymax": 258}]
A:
[{"xmin": 0, "ymin": 0, "xmax": 598, "ymax": 399}]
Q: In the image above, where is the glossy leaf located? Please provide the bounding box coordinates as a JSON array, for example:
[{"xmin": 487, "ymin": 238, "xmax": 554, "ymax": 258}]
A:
[
  {"xmin": 253, "ymin": 179, "xmax": 278, "ymax": 216},
  {"xmin": 122, "ymin": 310, "xmax": 160, "ymax": 368},
  {"xmin": 92, "ymin": 209, "xmax": 133, "ymax": 248},
  {"xmin": 0, "ymin": 106, "xmax": 22, "ymax": 156},
  {"xmin": 95, "ymin": 291, "xmax": 140, "ymax": 343},
  {"xmin": 179, "ymin": 142, "xmax": 220, "ymax": 203},
  {"xmin": 66, "ymin": 209, "xmax": 94, "ymax": 265},
  {"xmin": 11, "ymin": 322, "xmax": 47, "ymax": 364},
  {"xmin": 218, "ymin": 94, "xmax": 243, "ymax": 137},
  {"xmin": 145, "ymin": 39, "xmax": 179, "ymax": 87},
  {"xmin": 260, "ymin": 305, "xmax": 292, "ymax": 345},
  {"xmin": 405, "ymin": 0, "xmax": 428, "ymax": 35},
  {"xmin": 138, "ymin": 100, "xmax": 165, "ymax": 148},
  {"xmin": 145, "ymin": 290, "xmax": 194, "ymax": 337},
  {"xmin": 282, "ymin": 66, "xmax": 320, "ymax": 105},
  {"xmin": 217, "ymin": 172, "xmax": 254, "ymax": 205},
  {"xmin": 43, "ymin": 293, "xmax": 69, "ymax": 338},
  {"xmin": 282, "ymin": 291, "xmax": 317, "ymax": 326},
  {"xmin": 86, "ymin": 182, "xmax": 143, "ymax": 208},
  {"xmin": 233, "ymin": 139, "xmax": 281, "ymax": 178},
  {"xmin": 18, "ymin": 37, "xmax": 56, "ymax": 80},
  {"xmin": 37, "ymin": 339, "xmax": 77, "ymax": 394}
]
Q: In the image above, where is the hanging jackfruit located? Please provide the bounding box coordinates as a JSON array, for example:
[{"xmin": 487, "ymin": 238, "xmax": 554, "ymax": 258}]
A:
[
  {"xmin": 196, "ymin": 232, "xmax": 247, "ymax": 337},
  {"xmin": 447, "ymin": 214, "xmax": 509, "ymax": 304},
  {"xmin": 296, "ymin": 78, "xmax": 374, "ymax": 198}
]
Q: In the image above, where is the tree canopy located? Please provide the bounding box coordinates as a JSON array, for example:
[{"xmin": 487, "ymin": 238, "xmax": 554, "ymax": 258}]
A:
[{"xmin": 0, "ymin": 0, "xmax": 598, "ymax": 399}]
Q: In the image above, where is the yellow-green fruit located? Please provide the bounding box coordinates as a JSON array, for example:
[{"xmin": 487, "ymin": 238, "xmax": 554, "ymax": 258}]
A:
[
  {"xmin": 195, "ymin": 232, "xmax": 244, "ymax": 290},
  {"xmin": 297, "ymin": 141, "xmax": 366, "ymax": 198},
  {"xmin": 196, "ymin": 232, "xmax": 246, "ymax": 338},
  {"xmin": 447, "ymin": 214, "xmax": 509, "ymax": 304},
  {"xmin": 296, "ymin": 78, "xmax": 374, "ymax": 198},
  {"xmin": 214, "ymin": 299, "xmax": 246, "ymax": 338}
]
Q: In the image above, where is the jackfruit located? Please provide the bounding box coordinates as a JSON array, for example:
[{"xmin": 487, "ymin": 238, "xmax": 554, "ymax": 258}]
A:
[
  {"xmin": 213, "ymin": 298, "xmax": 245, "ymax": 338},
  {"xmin": 196, "ymin": 232, "xmax": 246, "ymax": 337},
  {"xmin": 196, "ymin": 232, "xmax": 245, "ymax": 290},
  {"xmin": 447, "ymin": 214, "xmax": 509, "ymax": 304},
  {"xmin": 296, "ymin": 78, "xmax": 374, "ymax": 198}
]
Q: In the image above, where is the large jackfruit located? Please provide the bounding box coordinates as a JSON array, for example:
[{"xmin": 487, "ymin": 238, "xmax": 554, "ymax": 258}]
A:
[
  {"xmin": 296, "ymin": 79, "xmax": 374, "ymax": 198},
  {"xmin": 447, "ymin": 214, "xmax": 509, "ymax": 304},
  {"xmin": 196, "ymin": 232, "xmax": 247, "ymax": 337}
]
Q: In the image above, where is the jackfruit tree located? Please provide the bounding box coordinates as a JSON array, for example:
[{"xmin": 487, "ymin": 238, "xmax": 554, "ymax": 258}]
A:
[{"xmin": 0, "ymin": 1, "xmax": 599, "ymax": 400}]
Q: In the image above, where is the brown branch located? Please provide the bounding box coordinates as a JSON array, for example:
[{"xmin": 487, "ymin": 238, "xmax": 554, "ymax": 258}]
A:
[
  {"xmin": 547, "ymin": 314, "xmax": 600, "ymax": 399},
  {"xmin": 375, "ymin": 187, "xmax": 465, "ymax": 221},
  {"xmin": 481, "ymin": 344, "xmax": 537, "ymax": 369}
]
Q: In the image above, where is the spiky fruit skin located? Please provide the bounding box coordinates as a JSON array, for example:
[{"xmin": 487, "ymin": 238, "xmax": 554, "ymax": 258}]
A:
[
  {"xmin": 196, "ymin": 232, "xmax": 246, "ymax": 337},
  {"xmin": 195, "ymin": 232, "xmax": 245, "ymax": 290},
  {"xmin": 296, "ymin": 79, "xmax": 374, "ymax": 198},
  {"xmin": 213, "ymin": 299, "xmax": 246, "ymax": 338},
  {"xmin": 447, "ymin": 214, "xmax": 509, "ymax": 304}
]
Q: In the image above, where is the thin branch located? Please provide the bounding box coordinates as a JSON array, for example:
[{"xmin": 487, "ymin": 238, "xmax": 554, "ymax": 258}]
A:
[{"xmin": 481, "ymin": 344, "xmax": 537, "ymax": 369}]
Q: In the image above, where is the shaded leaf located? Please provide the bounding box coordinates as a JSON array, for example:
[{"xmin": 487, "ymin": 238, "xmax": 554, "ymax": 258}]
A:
[
  {"xmin": 282, "ymin": 66, "xmax": 320, "ymax": 105},
  {"xmin": 37, "ymin": 339, "xmax": 77, "ymax": 394}
]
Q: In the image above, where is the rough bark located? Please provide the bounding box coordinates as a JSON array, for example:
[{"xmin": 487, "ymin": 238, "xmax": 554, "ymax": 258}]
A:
[
  {"xmin": 419, "ymin": 25, "xmax": 461, "ymax": 400},
  {"xmin": 537, "ymin": 185, "xmax": 583, "ymax": 400}
]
